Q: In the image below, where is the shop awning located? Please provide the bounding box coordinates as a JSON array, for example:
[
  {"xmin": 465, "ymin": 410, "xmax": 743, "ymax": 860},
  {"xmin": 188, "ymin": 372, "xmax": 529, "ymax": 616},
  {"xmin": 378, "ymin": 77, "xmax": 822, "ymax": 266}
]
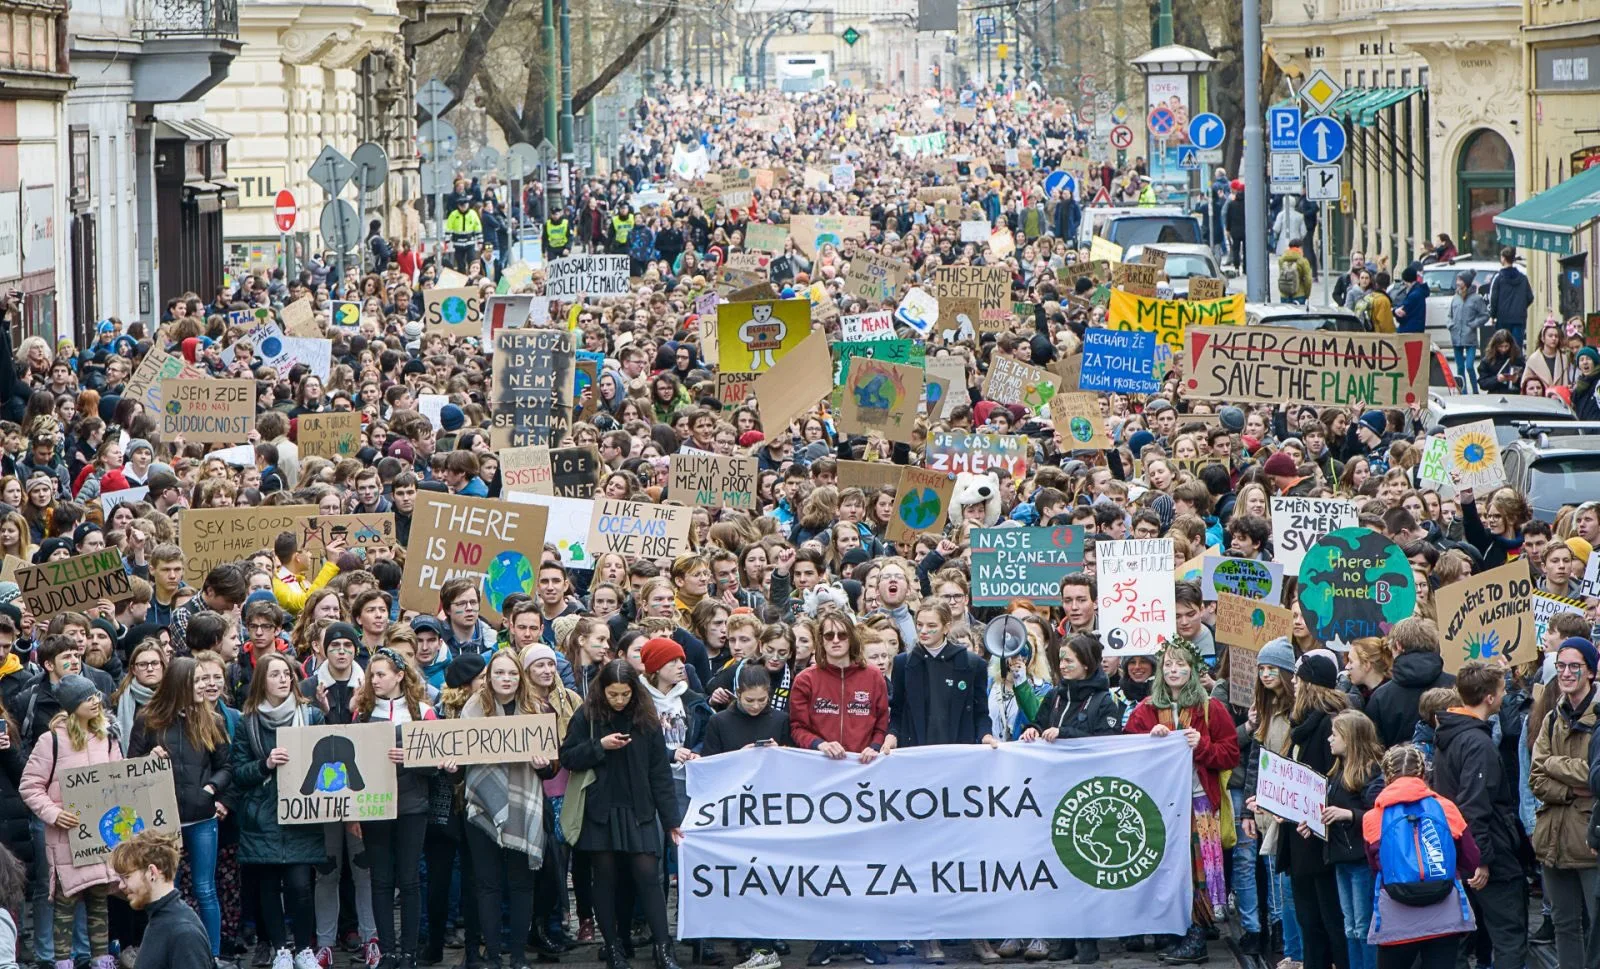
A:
[
  {"xmin": 1326, "ymin": 87, "xmax": 1423, "ymax": 127},
  {"xmin": 1495, "ymin": 163, "xmax": 1600, "ymax": 255}
]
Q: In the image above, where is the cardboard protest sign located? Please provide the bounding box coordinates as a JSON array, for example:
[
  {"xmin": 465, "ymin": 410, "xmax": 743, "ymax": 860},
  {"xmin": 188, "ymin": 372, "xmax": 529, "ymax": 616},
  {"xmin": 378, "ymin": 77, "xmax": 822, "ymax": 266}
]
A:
[
  {"xmin": 1444, "ymin": 419, "xmax": 1506, "ymax": 491},
  {"xmin": 492, "ymin": 329, "xmax": 574, "ymax": 449},
  {"xmin": 836, "ymin": 460, "xmax": 905, "ymax": 494},
  {"xmin": 435, "ymin": 267, "xmax": 470, "ymax": 288},
  {"xmin": 0, "ymin": 555, "xmax": 26, "ymax": 584},
  {"xmin": 886, "ymin": 468, "xmax": 954, "ymax": 544},
  {"xmin": 1533, "ymin": 590, "xmax": 1586, "ymax": 645},
  {"xmin": 743, "ymin": 223, "xmax": 790, "ymax": 253},
  {"xmin": 17, "ymin": 549, "xmax": 132, "ymax": 617},
  {"xmin": 925, "ymin": 354, "xmax": 967, "ymax": 418},
  {"xmin": 982, "ymin": 357, "xmax": 1057, "ymax": 416},
  {"xmin": 296, "ymin": 411, "xmax": 361, "ymax": 460},
  {"xmin": 669, "ymin": 453, "xmax": 757, "ymax": 510},
  {"xmin": 1215, "ymin": 592, "xmax": 1294, "ymax": 651},
  {"xmin": 752, "ymin": 329, "xmax": 832, "ymax": 436},
  {"xmin": 159, "ymin": 379, "xmax": 253, "ymax": 444},
  {"xmin": 840, "ymin": 311, "xmax": 896, "ymax": 342},
  {"xmin": 279, "ymin": 297, "xmax": 319, "ymax": 337},
  {"xmin": 1112, "ymin": 263, "xmax": 1159, "ymax": 298},
  {"xmin": 1079, "ymin": 328, "xmax": 1159, "ymax": 394},
  {"xmin": 970, "ymin": 526, "xmax": 1086, "ymax": 607},
  {"xmin": 178, "ymin": 505, "xmax": 319, "ymax": 585},
  {"xmin": 1270, "ymin": 496, "xmax": 1358, "ymax": 572},
  {"xmin": 717, "ymin": 299, "xmax": 812, "ymax": 374},
  {"xmin": 62, "ymin": 756, "xmax": 180, "ymax": 866},
  {"xmin": 401, "ymin": 493, "xmax": 549, "ymax": 621},
  {"xmin": 788, "ymin": 215, "xmax": 871, "ymax": 257},
  {"xmin": 499, "ymin": 446, "xmax": 554, "ymax": 495},
  {"xmin": 503, "ymin": 492, "xmax": 594, "ymax": 569},
  {"xmin": 1139, "ymin": 248, "xmax": 1169, "ymax": 273},
  {"xmin": 298, "ymin": 514, "xmax": 396, "ymax": 573},
  {"xmin": 1049, "ymin": 392, "xmax": 1110, "ymax": 449},
  {"xmin": 400, "ymin": 714, "xmax": 560, "ymax": 766},
  {"xmin": 126, "ymin": 347, "xmax": 203, "ymax": 418},
  {"xmin": 1257, "ymin": 749, "xmax": 1327, "ymax": 837},
  {"xmin": 276, "ymin": 722, "xmax": 397, "ymax": 824},
  {"xmin": 959, "ymin": 220, "xmax": 989, "ymax": 242},
  {"xmin": 587, "ymin": 498, "xmax": 693, "ymax": 561},
  {"xmin": 1098, "ymin": 539, "xmax": 1176, "ymax": 655},
  {"xmin": 1434, "ymin": 558, "xmax": 1534, "ymax": 673},
  {"xmin": 925, "ymin": 431, "xmax": 1029, "ymax": 479},
  {"xmin": 544, "ymin": 255, "xmax": 631, "ymax": 298},
  {"xmin": 1182, "ymin": 326, "xmax": 1430, "ymax": 408},
  {"xmin": 929, "ymin": 265, "xmax": 1011, "ymax": 309},
  {"xmin": 842, "ymin": 252, "xmax": 908, "ymax": 303},
  {"xmin": 550, "ymin": 446, "xmax": 601, "ymax": 499},
  {"xmin": 421, "ymin": 288, "xmax": 484, "ymax": 335},
  {"xmin": 1202, "ymin": 557, "xmax": 1285, "ymax": 606},
  {"xmin": 1296, "ymin": 528, "xmax": 1418, "ymax": 649},
  {"xmin": 1187, "ymin": 277, "xmax": 1227, "ymax": 300},
  {"xmin": 484, "ymin": 294, "xmax": 544, "ymax": 333},
  {"xmin": 1228, "ymin": 645, "xmax": 1260, "ymax": 707},
  {"xmin": 832, "ymin": 339, "xmax": 925, "ymax": 386},
  {"xmin": 838, "ymin": 356, "xmax": 922, "ymax": 445},
  {"xmin": 1107, "ymin": 290, "xmax": 1246, "ymax": 353}
]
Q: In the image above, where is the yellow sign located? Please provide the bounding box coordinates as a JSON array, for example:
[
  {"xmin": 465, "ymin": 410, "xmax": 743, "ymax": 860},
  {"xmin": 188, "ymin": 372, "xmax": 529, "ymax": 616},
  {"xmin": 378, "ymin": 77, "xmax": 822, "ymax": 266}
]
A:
[
  {"xmin": 1107, "ymin": 290, "xmax": 1246, "ymax": 352},
  {"xmin": 997, "ymin": 43, "xmax": 1009, "ymax": 61},
  {"xmin": 1089, "ymin": 235, "xmax": 1123, "ymax": 264},
  {"xmin": 716, "ymin": 298, "xmax": 813, "ymax": 375},
  {"xmin": 231, "ymin": 167, "xmax": 290, "ymax": 208}
]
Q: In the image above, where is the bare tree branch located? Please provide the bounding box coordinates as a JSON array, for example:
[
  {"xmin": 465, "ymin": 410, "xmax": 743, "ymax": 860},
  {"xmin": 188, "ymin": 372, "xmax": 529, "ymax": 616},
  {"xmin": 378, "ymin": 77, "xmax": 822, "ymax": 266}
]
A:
[
  {"xmin": 572, "ymin": 0, "xmax": 678, "ymax": 114},
  {"xmin": 442, "ymin": 0, "xmax": 520, "ymax": 116}
]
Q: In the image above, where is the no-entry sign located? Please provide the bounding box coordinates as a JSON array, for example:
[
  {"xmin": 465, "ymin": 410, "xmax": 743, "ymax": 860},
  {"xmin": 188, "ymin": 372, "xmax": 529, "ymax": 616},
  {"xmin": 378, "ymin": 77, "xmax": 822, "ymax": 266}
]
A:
[{"xmin": 274, "ymin": 189, "xmax": 297, "ymax": 232}]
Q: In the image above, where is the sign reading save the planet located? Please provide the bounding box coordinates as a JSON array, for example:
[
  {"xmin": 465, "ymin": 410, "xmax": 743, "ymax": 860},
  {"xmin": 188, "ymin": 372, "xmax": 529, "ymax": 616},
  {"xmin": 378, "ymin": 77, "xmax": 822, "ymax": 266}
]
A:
[
  {"xmin": 277, "ymin": 722, "xmax": 398, "ymax": 824},
  {"xmin": 62, "ymin": 756, "xmax": 180, "ymax": 866},
  {"xmin": 887, "ymin": 467, "xmax": 953, "ymax": 544},
  {"xmin": 1296, "ymin": 528, "xmax": 1417, "ymax": 650}
]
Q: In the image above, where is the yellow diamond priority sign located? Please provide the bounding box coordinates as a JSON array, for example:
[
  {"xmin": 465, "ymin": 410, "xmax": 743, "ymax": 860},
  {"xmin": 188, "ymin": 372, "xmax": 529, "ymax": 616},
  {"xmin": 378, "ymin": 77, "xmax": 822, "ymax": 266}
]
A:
[{"xmin": 1301, "ymin": 68, "xmax": 1343, "ymax": 115}]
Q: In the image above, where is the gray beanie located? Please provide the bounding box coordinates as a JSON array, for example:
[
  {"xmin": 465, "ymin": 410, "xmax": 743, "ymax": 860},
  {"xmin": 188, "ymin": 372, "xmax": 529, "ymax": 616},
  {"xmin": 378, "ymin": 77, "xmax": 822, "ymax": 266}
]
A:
[
  {"xmin": 53, "ymin": 674, "xmax": 99, "ymax": 715},
  {"xmin": 1255, "ymin": 637, "xmax": 1298, "ymax": 675}
]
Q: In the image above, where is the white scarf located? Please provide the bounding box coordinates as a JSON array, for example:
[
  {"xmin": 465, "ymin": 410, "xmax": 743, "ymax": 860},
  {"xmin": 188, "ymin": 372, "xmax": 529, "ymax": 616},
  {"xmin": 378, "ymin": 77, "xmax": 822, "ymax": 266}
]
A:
[
  {"xmin": 643, "ymin": 679, "xmax": 688, "ymax": 750},
  {"xmin": 257, "ymin": 695, "xmax": 306, "ymax": 729}
]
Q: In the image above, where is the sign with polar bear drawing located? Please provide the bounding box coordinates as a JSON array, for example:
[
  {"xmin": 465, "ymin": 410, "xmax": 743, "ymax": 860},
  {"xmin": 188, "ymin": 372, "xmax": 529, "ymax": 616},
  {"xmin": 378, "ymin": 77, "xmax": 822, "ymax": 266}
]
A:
[{"xmin": 716, "ymin": 298, "xmax": 812, "ymax": 374}]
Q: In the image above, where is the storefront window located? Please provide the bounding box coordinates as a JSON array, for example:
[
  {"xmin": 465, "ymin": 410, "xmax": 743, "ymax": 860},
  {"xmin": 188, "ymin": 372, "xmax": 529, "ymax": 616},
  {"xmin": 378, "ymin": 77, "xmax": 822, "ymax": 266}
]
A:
[{"xmin": 1457, "ymin": 129, "xmax": 1515, "ymax": 258}]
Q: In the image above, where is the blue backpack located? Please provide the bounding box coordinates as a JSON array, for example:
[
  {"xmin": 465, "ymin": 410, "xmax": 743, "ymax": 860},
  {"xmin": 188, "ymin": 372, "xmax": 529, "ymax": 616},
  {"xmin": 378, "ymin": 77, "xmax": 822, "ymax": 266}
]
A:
[{"xmin": 1375, "ymin": 796, "xmax": 1458, "ymax": 907}]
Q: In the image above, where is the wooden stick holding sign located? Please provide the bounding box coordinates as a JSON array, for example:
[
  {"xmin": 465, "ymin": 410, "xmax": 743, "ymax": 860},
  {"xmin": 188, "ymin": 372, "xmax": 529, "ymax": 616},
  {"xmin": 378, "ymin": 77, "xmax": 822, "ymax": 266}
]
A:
[{"xmin": 400, "ymin": 714, "xmax": 560, "ymax": 766}]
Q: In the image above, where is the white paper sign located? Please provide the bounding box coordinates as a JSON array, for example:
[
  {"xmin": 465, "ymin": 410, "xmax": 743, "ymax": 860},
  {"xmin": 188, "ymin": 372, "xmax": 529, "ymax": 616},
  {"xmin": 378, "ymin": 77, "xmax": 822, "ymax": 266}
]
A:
[
  {"xmin": 1270, "ymin": 496, "xmax": 1358, "ymax": 572},
  {"xmin": 1097, "ymin": 539, "xmax": 1175, "ymax": 655},
  {"xmin": 839, "ymin": 311, "xmax": 896, "ymax": 342},
  {"xmin": 1256, "ymin": 749, "xmax": 1327, "ymax": 837},
  {"xmin": 544, "ymin": 254, "xmax": 630, "ymax": 298},
  {"xmin": 1443, "ymin": 418, "xmax": 1507, "ymax": 492},
  {"xmin": 505, "ymin": 492, "xmax": 595, "ymax": 570}
]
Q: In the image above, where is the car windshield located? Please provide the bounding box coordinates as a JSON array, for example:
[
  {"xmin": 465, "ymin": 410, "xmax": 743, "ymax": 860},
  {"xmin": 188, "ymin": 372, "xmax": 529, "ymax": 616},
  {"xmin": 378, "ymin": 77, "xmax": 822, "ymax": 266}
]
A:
[
  {"xmin": 1112, "ymin": 220, "xmax": 1200, "ymax": 247},
  {"xmin": 1254, "ymin": 313, "xmax": 1360, "ymax": 331},
  {"xmin": 1422, "ymin": 267, "xmax": 1459, "ymax": 296},
  {"xmin": 1528, "ymin": 456, "xmax": 1600, "ymax": 520},
  {"xmin": 1162, "ymin": 254, "xmax": 1214, "ymax": 279}
]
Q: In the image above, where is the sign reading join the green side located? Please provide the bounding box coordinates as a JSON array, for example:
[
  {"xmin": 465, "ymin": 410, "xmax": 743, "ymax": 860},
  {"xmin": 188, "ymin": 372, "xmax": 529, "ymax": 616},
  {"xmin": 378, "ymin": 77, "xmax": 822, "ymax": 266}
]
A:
[
  {"xmin": 970, "ymin": 526, "xmax": 1086, "ymax": 607},
  {"xmin": 842, "ymin": 26, "xmax": 860, "ymax": 45}
]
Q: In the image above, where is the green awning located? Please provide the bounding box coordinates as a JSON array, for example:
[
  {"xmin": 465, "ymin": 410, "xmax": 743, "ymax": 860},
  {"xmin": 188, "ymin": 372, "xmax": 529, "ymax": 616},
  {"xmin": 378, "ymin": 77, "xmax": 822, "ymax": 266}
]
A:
[
  {"xmin": 1355, "ymin": 86, "xmax": 1421, "ymax": 126},
  {"xmin": 1495, "ymin": 163, "xmax": 1600, "ymax": 255},
  {"xmin": 1325, "ymin": 89, "xmax": 1369, "ymax": 121}
]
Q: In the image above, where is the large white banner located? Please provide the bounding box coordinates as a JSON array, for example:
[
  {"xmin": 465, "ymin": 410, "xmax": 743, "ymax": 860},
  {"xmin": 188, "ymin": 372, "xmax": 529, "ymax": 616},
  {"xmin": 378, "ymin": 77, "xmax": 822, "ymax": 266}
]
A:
[{"xmin": 678, "ymin": 738, "xmax": 1194, "ymax": 940}]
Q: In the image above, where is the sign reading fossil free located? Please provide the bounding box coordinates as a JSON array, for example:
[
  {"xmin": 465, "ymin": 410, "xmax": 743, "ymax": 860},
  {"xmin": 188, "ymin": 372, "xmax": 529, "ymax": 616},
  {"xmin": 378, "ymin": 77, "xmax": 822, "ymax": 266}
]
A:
[
  {"xmin": 62, "ymin": 756, "xmax": 180, "ymax": 866},
  {"xmin": 678, "ymin": 740, "xmax": 1194, "ymax": 940},
  {"xmin": 276, "ymin": 722, "xmax": 398, "ymax": 824}
]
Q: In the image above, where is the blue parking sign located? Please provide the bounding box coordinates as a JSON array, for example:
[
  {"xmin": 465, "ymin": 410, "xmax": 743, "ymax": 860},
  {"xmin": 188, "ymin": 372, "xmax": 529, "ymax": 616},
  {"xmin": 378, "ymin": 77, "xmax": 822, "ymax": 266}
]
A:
[{"xmin": 1268, "ymin": 106, "xmax": 1300, "ymax": 152}]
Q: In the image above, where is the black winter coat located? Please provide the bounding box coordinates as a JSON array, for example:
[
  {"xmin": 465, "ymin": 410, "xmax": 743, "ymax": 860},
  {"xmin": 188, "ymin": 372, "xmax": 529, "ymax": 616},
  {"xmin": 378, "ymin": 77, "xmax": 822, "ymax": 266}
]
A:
[
  {"xmin": 0, "ymin": 733, "xmax": 30, "ymax": 865},
  {"xmin": 1434, "ymin": 710, "xmax": 1527, "ymax": 881},
  {"xmin": 136, "ymin": 890, "xmax": 214, "ymax": 969},
  {"xmin": 127, "ymin": 715, "xmax": 232, "ymax": 824},
  {"xmin": 1279, "ymin": 709, "xmax": 1337, "ymax": 877},
  {"xmin": 701, "ymin": 704, "xmax": 790, "ymax": 756},
  {"xmin": 1324, "ymin": 764, "xmax": 1382, "ymax": 865},
  {"xmin": 1029, "ymin": 672, "xmax": 1121, "ymax": 739},
  {"xmin": 889, "ymin": 644, "xmax": 989, "ymax": 748},
  {"xmin": 1365, "ymin": 651, "xmax": 1456, "ymax": 747},
  {"xmin": 558, "ymin": 707, "xmax": 682, "ymax": 830},
  {"xmin": 230, "ymin": 709, "xmax": 328, "ymax": 866}
]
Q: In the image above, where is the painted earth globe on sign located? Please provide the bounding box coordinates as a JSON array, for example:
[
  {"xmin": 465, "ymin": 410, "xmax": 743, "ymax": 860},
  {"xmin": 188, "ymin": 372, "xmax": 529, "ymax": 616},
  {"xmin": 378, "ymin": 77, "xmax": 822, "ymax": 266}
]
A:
[
  {"xmin": 98, "ymin": 805, "xmax": 146, "ymax": 847},
  {"xmin": 484, "ymin": 550, "xmax": 535, "ymax": 611}
]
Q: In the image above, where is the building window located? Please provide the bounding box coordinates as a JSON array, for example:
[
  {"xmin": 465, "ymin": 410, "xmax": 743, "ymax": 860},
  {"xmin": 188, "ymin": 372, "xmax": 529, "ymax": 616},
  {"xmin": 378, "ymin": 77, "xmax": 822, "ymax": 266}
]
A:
[
  {"xmin": 1358, "ymin": 70, "xmax": 1366, "ymax": 86},
  {"xmin": 1457, "ymin": 129, "xmax": 1515, "ymax": 258},
  {"xmin": 1401, "ymin": 69, "xmax": 1411, "ymax": 86},
  {"xmin": 69, "ymin": 127, "xmax": 90, "ymax": 205}
]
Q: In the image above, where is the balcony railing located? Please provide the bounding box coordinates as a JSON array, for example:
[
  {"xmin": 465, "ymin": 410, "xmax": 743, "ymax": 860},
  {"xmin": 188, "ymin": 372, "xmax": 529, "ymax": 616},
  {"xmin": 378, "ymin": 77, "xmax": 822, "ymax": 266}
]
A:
[{"xmin": 134, "ymin": 0, "xmax": 238, "ymax": 39}]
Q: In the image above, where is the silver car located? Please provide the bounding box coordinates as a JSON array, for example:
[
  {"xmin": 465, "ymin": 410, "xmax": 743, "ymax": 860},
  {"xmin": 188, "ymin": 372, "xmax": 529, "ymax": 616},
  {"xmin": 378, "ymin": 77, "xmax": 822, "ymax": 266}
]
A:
[
  {"xmin": 1421, "ymin": 259, "xmax": 1515, "ymax": 350},
  {"xmin": 1131, "ymin": 243, "xmax": 1224, "ymax": 298}
]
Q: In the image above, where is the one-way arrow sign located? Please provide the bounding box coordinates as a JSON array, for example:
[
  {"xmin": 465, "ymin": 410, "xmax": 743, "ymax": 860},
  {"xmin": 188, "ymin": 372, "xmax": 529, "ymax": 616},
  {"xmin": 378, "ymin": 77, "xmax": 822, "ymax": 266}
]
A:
[{"xmin": 1306, "ymin": 164, "xmax": 1340, "ymax": 202}]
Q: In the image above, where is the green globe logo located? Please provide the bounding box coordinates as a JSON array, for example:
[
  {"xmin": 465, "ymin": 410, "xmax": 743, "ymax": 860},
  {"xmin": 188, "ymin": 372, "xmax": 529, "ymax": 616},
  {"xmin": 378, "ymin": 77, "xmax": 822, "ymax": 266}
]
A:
[{"xmin": 1051, "ymin": 777, "xmax": 1165, "ymax": 889}]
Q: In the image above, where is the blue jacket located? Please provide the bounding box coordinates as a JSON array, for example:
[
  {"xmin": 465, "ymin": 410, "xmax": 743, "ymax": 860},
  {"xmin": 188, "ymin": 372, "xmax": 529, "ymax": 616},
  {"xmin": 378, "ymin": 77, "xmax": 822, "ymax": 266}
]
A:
[{"xmin": 1395, "ymin": 281, "xmax": 1428, "ymax": 333}]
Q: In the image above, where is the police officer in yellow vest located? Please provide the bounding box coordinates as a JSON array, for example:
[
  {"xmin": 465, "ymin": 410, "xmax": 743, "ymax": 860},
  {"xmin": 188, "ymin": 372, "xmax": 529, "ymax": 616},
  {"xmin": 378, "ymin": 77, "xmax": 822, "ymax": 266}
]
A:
[
  {"xmin": 545, "ymin": 209, "xmax": 571, "ymax": 260},
  {"xmin": 608, "ymin": 203, "xmax": 635, "ymax": 254},
  {"xmin": 445, "ymin": 198, "xmax": 483, "ymax": 271}
]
